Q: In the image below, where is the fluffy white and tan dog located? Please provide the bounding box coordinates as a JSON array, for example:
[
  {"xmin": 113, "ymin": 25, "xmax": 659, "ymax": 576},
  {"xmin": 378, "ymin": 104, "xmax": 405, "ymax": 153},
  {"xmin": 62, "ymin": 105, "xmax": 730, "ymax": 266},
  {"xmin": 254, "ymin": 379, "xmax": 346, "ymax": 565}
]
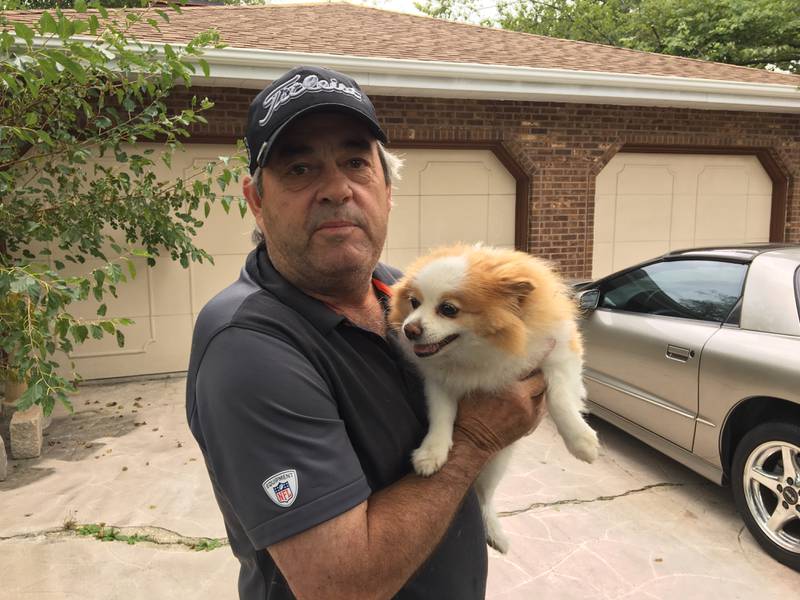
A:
[{"xmin": 388, "ymin": 244, "xmax": 599, "ymax": 553}]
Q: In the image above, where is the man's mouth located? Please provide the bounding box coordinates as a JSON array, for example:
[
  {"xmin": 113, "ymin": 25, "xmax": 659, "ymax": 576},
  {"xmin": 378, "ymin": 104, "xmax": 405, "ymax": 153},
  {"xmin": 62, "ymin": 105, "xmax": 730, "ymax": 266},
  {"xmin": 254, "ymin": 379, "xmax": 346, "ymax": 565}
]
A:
[
  {"xmin": 316, "ymin": 220, "xmax": 357, "ymax": 231},
  {"xmin": 413, "ymin": 334, "xmax": 459, "ymax": 358}
]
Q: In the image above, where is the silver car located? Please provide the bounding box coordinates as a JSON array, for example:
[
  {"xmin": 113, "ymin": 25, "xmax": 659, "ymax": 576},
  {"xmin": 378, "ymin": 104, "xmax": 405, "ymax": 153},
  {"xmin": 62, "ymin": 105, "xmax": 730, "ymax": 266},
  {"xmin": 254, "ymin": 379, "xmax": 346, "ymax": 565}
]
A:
[{"xmin": 575, "ymin": 245, "xmax": 800, "ymax": 571}]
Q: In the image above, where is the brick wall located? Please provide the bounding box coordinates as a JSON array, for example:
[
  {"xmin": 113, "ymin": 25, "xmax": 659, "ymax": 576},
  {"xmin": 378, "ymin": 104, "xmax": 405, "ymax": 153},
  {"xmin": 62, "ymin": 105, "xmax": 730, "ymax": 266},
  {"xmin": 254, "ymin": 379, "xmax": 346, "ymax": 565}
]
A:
[{"xmin": 170, "ymin": 87, "xmax": 800, "ymax": 279}]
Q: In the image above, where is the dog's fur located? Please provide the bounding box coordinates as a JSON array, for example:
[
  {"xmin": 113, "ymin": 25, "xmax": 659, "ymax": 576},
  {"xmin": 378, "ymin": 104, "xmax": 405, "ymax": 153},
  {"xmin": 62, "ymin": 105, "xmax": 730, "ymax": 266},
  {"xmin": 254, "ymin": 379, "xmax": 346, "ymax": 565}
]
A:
[{"xmin": 388, "ymin": 245, "xmax": 599, "ymax": 553}]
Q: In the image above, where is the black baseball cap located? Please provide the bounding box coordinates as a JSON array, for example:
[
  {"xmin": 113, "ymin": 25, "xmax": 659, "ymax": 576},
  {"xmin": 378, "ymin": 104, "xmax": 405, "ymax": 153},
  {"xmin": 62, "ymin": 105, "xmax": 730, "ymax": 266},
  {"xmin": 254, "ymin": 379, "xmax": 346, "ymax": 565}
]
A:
[{"xmin": 244, "ymin": 66, "xmax": 388, "ymax": 175}]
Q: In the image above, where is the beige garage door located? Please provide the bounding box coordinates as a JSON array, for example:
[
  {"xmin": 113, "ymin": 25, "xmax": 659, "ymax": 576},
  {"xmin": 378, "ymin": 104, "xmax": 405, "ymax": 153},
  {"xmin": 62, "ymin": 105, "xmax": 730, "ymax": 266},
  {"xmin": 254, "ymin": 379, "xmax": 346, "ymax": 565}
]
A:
[
  {"xmin": 382, "ymin": 148, "xmax": 517, "ymax": 271},
  {"xmin": 67, "ymin": 146, "xmax": 516, "ymax": 379},
  {"xmin": 592, "ymin": 153, "xmax": 773, "ymax": 279}
]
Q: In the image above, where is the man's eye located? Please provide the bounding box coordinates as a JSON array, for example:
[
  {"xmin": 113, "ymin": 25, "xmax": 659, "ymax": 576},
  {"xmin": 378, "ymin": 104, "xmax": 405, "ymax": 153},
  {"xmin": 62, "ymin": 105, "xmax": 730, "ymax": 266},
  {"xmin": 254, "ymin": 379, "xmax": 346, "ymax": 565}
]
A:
[
  {"xmin": 289, "ymin": 164, "xmax": 310, "ymax": 176},
  {"xmin": 348, "ymin": 158, "xmax": 366, "ymax": 169},
  {"xmin": 409, "ymin": 297, "xmax": 420, "ymax": 309},
  {"xmin": 437, "ymin": 302, "xmax": 459, "ymax": 318}
]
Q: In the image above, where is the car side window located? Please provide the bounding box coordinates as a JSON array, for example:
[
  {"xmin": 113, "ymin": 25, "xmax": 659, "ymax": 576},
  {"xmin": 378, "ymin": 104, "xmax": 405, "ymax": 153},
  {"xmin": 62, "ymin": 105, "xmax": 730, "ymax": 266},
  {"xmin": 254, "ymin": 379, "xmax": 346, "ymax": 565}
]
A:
[{"xmin": 599, "ymin": 259, "xmax": 747, "ymax": 322}]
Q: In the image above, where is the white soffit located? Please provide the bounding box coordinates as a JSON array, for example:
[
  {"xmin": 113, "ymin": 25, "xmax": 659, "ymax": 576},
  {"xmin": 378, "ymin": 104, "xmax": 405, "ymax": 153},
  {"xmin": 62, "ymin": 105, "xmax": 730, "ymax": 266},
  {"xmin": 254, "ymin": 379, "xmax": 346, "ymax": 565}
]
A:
[{"xmin": 192, "ymin": 47, "xmax": 800, "ymax": 113}]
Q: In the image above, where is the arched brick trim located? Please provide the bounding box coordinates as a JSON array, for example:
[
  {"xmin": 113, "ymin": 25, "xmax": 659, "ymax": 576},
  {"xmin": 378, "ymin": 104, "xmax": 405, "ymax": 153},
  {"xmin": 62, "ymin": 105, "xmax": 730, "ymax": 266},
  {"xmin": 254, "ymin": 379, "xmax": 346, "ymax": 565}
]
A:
[{"xmin": 387, "ymin": 140, "xmax": 531, "ymax": 251}]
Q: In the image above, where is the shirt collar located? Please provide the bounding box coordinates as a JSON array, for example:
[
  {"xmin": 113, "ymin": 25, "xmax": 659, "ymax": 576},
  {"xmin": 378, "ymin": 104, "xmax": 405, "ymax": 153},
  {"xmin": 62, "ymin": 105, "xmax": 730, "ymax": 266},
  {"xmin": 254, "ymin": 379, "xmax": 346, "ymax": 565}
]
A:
[{"xmin": 245, "ymin": 242, "xmax": 399, "ymax": 334}]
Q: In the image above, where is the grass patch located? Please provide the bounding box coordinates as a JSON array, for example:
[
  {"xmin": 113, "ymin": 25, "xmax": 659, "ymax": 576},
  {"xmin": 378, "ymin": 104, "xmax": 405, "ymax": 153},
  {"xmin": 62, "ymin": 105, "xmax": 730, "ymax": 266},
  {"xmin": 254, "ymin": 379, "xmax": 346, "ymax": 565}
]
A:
[{"xmin": 75, "ymin": 523, "xmax": 156, "ymax": 545}]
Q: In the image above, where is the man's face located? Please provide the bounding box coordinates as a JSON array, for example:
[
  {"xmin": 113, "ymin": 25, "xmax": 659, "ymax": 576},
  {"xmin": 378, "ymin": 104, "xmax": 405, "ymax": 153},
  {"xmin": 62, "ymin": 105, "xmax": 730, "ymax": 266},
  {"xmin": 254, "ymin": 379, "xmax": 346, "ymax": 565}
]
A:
[{"xmin": 244, "ymin": 112, "xmax": 392, "ymax": 287}]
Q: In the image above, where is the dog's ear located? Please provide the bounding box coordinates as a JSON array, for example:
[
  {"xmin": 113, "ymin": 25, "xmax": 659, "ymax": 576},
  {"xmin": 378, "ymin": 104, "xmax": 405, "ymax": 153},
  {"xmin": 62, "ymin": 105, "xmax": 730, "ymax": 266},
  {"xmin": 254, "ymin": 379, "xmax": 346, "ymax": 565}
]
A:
[
  {"xmin": 387, "ymin": 278, "xmax": 413, "ymax": 331},
  {"xmin": 500, "ymin": 278, "xmax": 535, "ymax": 303}
]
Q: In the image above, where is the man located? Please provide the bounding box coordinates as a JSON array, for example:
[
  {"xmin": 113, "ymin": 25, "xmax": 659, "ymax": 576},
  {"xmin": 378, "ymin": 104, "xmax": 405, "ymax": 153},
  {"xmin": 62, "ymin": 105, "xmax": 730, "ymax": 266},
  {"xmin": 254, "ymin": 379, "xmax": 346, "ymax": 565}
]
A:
[{"xmin": 186, "ymin": 66, "xmax": 547, "ymax": 600}]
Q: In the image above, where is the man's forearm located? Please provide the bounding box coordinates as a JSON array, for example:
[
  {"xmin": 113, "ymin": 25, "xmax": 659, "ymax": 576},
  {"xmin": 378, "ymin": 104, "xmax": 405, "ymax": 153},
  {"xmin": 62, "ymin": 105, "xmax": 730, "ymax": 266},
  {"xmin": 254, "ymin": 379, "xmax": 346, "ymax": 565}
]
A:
[
  {"xmin": 270, "ymin": 431, "xmax": 492, "ymax": 600},
  {"xmin": 362, "ymin": 431, "xmax": 491, "ymax": 597}
]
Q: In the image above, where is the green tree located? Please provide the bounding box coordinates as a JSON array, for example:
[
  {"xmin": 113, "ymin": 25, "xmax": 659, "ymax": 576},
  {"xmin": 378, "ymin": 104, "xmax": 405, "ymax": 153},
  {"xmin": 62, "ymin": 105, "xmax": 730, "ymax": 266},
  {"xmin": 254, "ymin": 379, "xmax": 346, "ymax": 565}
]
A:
[
  {"xmin": 415, "ymin": 0, "xmax": 800, "ymax": 73},
  {"xmin": 0, "ymin": 1, "xmax": 245, "ymax": 415}
]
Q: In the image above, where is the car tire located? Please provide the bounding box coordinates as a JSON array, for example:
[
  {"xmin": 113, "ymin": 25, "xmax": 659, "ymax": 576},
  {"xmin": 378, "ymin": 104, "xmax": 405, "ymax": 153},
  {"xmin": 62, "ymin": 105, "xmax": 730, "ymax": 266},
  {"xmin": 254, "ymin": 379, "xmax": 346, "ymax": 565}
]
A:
[{"xmin": 732, "ymin": 422, "xmax": 800, "ymax": 571}]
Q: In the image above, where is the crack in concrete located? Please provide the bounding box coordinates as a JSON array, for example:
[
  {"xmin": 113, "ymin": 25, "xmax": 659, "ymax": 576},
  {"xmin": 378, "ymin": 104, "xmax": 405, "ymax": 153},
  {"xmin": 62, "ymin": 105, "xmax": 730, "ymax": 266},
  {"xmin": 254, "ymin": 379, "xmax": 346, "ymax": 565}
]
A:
[
  {"xmin": 498, "ymin": 482, "xmax": 683, "ymax": 517},
  {"xmin": 0, "ymin": 523, "xmax": 229, "ymax": 551}
]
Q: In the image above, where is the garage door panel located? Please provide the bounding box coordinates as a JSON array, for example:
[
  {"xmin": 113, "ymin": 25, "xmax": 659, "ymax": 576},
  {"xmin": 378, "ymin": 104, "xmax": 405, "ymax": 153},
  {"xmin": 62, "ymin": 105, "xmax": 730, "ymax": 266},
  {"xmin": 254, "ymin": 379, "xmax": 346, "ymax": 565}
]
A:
[
  {"xmin": 487, "ymin": 194, "xmax": 516, "ymax": 246},
  {"xmin": 593, "ymin": 194, "xmax": 615, "ymax": 244},
  {"xmin": 71, "ymin": 314, "xmax": 193, "ymax": 379},
  {"xmin": 420, "ymin": 195, "xmax": 489, "ymax": 246},
  {"xmin": 612, "ymin": 241, "xmax": 671, "ymax": 272},
  {"xmin": 191, "ymin": 204, "xmax": 255, "ymax": 256},
  {"xmin": 592, "ymin": 242, "xmax": 614, "ymax": 276},
  {"xmin": 150, "ymin": 258, "xmax": 192, "ymax": 316},
  {"xmin": 614, "ymin": 194, "xmax": 672, "ymax": 242},
  {"xmin": 669, "ymin": 194, "xmax": 698, "ymax": 241},
  {"xmin": 63, "ymin": 257, "xmax": 152, "ymax": 321},
  {"xmin": 616, "ymin": 165, "xmax": 675, "ymax": 196},
  {"xmin": 190, "ymin": 253, "xmax": 248, "ymax": 313},
  {"xmin": 420, "ymin": 162, "xmax": 490, "ymax": 196},
  {"xmin": 697, "ymin": 165, "xmax": 750, "ymax": 196},
  {"xmin": 385, "ymin": 248, "xmax": 421, "ymax": 272},
  {"xmin": 670, "ymin": 240, "xmax": 694, "ymax": 253},
  {"xmin": 695, "ymin": 194, "xmax": 748, "ymax": 240},
  {"xmin": 387, "ymin": 195, "xmax": 420, "ymax": 250},
  {"xmin": 746, "ymin": 195, "xmax": 772, "ymax": 241}
]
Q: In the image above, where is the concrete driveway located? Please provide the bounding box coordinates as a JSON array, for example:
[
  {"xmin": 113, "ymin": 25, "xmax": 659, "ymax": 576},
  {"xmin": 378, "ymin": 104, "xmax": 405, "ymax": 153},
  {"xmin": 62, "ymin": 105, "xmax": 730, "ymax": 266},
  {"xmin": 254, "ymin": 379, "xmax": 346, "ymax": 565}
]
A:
[{"xmin": 1, "ymin": 376, "xmax": 798, "ymax": 599}]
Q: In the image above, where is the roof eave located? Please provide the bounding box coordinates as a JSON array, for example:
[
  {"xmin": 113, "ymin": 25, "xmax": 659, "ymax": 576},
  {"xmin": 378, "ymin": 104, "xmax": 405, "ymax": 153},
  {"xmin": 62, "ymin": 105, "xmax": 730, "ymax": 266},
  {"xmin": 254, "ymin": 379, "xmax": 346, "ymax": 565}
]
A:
[{"xmin": 194, "ymin": 46, "xmax": 800, "ymax": 114}]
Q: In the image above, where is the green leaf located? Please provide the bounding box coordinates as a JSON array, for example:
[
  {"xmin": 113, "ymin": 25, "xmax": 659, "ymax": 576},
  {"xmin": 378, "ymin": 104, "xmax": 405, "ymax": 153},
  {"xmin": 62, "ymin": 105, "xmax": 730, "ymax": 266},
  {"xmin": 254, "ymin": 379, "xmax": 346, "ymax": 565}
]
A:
[
  {"xmin": 49, "ymin": 50, "xmax": 87, "ymax": 84},
  {"xmin": 14, "ymin": 23, "xmax": 35, "ymax": 46},
  {"xmin": 198, "ymin": 58, "xmax": 210, "ymax": 78},
  {"xmin": 126, "ymin": 260, "xmax": 136, "ymax": 279},
  {"xmin": 39, "ymin": 11, "xmax": 59, "ymax": 35},
  {"xmin": 71, "ymin": 325, "xmax": 89, "ymax": 344},
  {"xmin": 115, "ymin": 329, "xmax": 125, "ymax": 348},
  {"xmin": 100, "ymin": 321, "xmax": 115, "ymax": 334},
  {"xmin": 97, "ymin": 303, "xmax": 107, "ymax": 316},
  {"xmin": 90, "ymin": 324, "xmax": 103, "ymax": 340},
  {"xmin": 74, "ymin": 0, "xmax": 87, "ymax": 13}
]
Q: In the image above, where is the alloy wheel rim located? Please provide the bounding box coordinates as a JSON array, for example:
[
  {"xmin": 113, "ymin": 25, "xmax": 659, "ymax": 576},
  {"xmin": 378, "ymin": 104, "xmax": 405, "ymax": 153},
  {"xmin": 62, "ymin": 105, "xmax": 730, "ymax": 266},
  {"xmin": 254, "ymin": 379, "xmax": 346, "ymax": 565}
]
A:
[{"xmin": 743, "ymin": 440, "xmax": 800, "ymax": 554}]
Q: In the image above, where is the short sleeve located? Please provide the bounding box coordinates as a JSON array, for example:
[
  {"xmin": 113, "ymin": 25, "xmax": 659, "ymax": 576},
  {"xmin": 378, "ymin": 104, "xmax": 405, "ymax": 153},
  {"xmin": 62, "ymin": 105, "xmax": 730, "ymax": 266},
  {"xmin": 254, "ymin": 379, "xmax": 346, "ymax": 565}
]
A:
[{"xmin": 193, "ymin": 326, "xmax": 371, "ymax": 549}]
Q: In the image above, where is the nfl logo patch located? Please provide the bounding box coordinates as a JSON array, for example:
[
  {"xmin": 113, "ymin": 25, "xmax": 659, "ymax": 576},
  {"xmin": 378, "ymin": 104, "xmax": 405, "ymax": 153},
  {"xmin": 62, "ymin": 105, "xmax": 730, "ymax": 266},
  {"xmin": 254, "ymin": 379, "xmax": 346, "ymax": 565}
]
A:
[{"xmin": 262, "ymin": 469, "xmax": 298, "ymax": 507}]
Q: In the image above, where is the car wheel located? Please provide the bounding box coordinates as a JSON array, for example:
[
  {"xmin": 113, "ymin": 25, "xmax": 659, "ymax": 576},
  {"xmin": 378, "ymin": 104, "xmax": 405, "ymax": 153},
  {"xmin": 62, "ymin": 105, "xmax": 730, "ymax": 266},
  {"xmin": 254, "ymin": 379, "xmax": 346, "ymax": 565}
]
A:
[{"xmin": 732, "ymin": 422, "xmax": 800, "ymax": 571}]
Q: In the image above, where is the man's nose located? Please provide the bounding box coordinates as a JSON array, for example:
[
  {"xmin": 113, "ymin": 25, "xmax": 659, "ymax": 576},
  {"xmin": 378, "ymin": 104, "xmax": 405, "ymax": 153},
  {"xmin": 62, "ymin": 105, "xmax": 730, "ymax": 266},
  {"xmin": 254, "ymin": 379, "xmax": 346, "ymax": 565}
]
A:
[
  {"xmin": 403, "ymin": 322, "xmax": 423, "ymax": 340},
  {"xmin": 316, "ymin": 165, "xmax": 352, "ymax": 204}
]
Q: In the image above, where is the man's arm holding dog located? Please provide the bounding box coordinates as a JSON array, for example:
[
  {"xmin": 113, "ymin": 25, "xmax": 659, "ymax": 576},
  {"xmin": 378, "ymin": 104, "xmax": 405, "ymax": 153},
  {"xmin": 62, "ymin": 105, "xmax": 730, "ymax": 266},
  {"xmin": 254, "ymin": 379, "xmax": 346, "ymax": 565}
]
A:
[{"xmin": 269, "ymin": 373, "xmax": 547, "ymax": 600}]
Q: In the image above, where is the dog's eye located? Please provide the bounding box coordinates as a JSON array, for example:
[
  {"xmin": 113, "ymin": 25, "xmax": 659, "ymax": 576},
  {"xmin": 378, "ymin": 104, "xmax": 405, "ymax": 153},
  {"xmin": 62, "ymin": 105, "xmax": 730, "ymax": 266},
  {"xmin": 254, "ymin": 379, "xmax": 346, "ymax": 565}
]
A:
[
  {"xmin": 409, "ymin": 297, "xmax": 420, "ymax": 309},
  {"xmin": 437, "ymin": 302, "xmax": 459, "ymax": 318}
]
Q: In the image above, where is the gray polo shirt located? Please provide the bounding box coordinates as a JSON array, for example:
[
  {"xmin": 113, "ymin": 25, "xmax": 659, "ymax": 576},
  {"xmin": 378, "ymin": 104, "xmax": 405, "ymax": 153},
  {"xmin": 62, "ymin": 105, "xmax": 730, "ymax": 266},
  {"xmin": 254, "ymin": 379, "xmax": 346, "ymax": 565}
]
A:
[{"xmin": 186, "ymin": 244, "xmax": 488, "ymax": 600}]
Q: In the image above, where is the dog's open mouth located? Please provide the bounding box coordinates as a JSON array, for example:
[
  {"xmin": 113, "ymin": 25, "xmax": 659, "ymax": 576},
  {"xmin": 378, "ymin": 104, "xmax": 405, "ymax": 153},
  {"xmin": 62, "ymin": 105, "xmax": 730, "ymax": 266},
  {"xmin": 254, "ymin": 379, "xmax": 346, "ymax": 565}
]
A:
[{"xmin": 413, "ymin": 334, "xmax": 460, "ymax": 358}]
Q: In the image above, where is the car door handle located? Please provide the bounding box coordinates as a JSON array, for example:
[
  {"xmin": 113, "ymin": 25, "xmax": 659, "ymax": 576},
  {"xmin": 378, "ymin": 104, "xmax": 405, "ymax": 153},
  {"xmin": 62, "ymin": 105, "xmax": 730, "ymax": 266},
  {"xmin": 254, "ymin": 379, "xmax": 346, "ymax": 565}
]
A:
[{"xmin": 666, "ymin": 345, "xmax": 694, "ymax": 362}]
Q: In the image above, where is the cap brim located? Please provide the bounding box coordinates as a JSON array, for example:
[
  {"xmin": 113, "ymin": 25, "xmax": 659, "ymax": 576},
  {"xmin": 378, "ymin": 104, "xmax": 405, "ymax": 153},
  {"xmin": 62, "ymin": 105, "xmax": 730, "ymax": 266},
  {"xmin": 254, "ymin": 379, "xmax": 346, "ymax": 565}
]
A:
[{"xmin": 256, "ymin": 102, "xmax": 388, "ymax": 169}]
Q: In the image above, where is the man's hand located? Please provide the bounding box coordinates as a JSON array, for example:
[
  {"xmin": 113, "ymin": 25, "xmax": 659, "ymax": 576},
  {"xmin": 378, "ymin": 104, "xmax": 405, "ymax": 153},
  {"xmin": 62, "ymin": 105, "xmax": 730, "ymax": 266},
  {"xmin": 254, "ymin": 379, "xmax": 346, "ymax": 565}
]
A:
[{"xmin": 454, "ymin": 370, "xmax": 547, "ymax": 458}]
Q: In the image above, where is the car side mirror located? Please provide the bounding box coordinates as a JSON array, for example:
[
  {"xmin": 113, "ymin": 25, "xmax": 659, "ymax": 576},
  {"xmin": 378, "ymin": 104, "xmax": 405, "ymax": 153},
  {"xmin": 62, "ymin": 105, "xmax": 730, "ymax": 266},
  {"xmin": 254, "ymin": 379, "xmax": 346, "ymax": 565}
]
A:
[{"xmin": 577, "ymin": 289, "xmax": 600, "ymax": 312}]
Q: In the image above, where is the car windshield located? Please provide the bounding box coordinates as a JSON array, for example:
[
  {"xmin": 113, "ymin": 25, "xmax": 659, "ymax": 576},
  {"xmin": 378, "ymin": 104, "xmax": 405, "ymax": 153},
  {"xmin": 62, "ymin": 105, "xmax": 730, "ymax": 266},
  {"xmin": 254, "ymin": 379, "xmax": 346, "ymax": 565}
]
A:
[{"xmin": 601, "ymin": 259, "xmax": 747, "ymax": 322}]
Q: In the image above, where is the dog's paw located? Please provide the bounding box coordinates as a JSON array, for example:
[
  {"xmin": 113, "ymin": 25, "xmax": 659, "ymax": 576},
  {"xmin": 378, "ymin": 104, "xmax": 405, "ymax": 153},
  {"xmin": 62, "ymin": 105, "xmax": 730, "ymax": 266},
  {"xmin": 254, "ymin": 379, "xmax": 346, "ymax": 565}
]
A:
[
  {"xmin": 485, "ymin": 516, "xmax": 510, "ymax": 554},
  {"xmin": 567, "ymin": 428, "xmax": 600, "ymax": 463},
  {"xmin": 412, "ymin": 441, "xmax": 451, "ymax": 476}
]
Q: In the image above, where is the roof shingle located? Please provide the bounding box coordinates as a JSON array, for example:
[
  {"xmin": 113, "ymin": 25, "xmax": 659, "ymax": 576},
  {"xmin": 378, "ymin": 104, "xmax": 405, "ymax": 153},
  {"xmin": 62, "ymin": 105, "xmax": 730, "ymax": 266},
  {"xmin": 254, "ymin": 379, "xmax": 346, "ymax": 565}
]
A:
[{"xmin": 6, "ymin": 3, "xmax": 800, "ymax": 87}]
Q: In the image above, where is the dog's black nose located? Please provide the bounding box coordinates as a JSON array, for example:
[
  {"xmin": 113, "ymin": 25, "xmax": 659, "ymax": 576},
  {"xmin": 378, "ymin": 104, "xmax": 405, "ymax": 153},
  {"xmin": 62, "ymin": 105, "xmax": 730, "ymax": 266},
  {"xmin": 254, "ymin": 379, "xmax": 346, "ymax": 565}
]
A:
[{"xmin": 404, "ymin": 322, "xmax": 423, "ymax": 340}]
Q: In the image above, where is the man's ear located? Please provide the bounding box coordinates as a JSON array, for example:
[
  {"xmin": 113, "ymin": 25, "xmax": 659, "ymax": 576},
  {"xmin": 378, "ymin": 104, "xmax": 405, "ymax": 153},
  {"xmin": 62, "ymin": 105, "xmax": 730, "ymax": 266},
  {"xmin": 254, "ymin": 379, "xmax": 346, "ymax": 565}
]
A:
[
  {"xmin": 242, "ymin": 174, "xmax": 261, "ymax": 215},
  {"xmin": 242, "ymin": 173, "xmax": 266, "ymax": 232},
  {"xmin": 386, "ymin": 181, "xmax": 394, "ymax": 211}
]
